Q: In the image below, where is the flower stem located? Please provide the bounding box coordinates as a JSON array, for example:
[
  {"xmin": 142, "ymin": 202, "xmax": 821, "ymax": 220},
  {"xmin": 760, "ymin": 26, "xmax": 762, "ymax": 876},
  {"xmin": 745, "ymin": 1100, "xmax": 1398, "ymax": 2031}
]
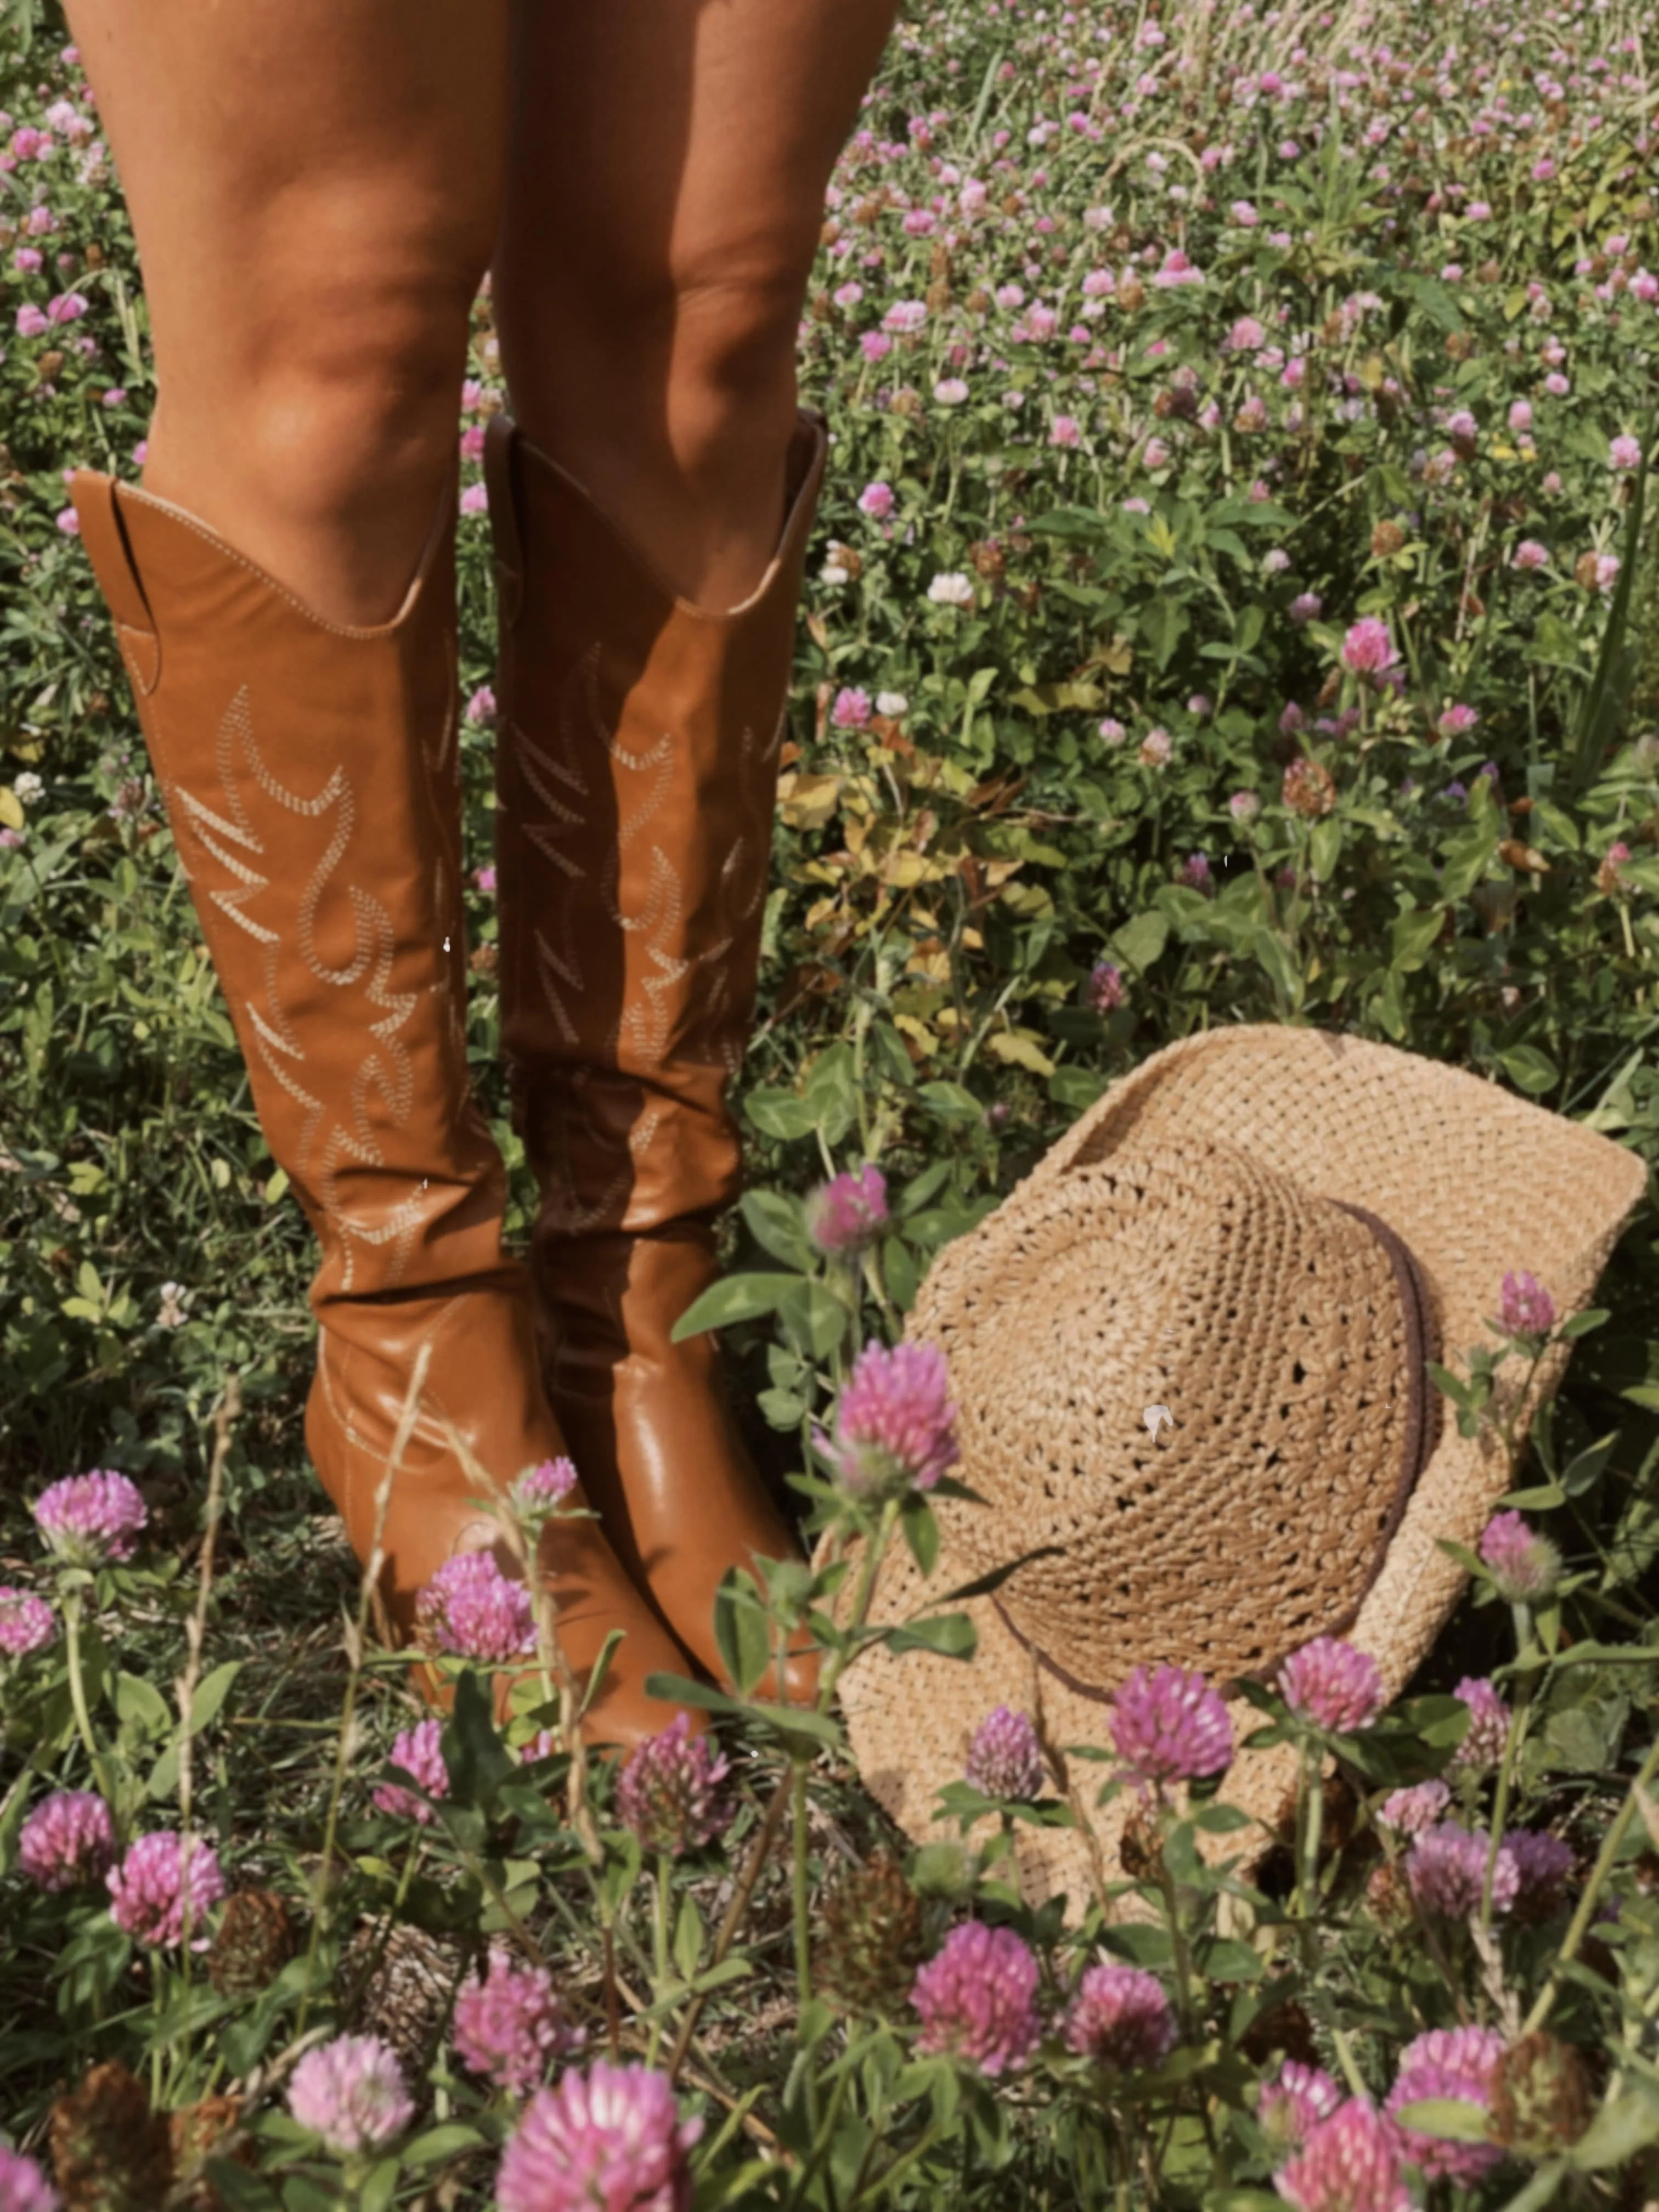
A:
[
  {"xmin": 792, "ymin": 1755, "xmax": 820, "ymax": 2130},
  {"xmin": 668, "ymin": 1772, "xmax": 791, "ymax": 2083},
  {"xmin": 647, "ymin": 1852, "xmax": 672, "ymax": 2067},
  {"xmin": 1480, "ymin": 1607, "xmax": 1535, "ymax": 1931},
  {"xmin": 1521, "ymin": 1727, "xmax": 1659, "ymax": 2037},
  {"xmin": 1152, "ymin": 1823, "xmax": 1200, "ymax": 2040},
  {"xmin": 61, "ymin": 1593, "xmax": 114, "ymax": 1807},
  {"xmin": 1296, "ymin": 1739, "xmax": 1325, "ymax": 1974},
  {"xmin": 816, "ymin": 1495, "xmax": 900, "ymax": 1713}
]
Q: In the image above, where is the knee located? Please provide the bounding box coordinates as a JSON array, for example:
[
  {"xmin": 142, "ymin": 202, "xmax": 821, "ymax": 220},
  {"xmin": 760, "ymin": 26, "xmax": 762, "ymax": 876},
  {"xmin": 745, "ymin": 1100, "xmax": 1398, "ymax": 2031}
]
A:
[
  {"xmin": 168, "ymin": 180, "xmax": 492, "ymax": 540},
  {"xmin": 240, "ymin": 276, "xmax": 478, "ymax": 538},
  {"xmin": 552, "ymin": 238, "xmax": 809, "ymax": 467},
  {"xmin": 668, "ymin": 260, "xmax": 806, "ymax": 427}
]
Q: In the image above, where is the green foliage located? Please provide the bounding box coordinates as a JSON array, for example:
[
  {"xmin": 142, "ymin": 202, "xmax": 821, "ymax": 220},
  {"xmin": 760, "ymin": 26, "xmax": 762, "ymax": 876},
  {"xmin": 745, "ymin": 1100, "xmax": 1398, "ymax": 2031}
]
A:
[{"xmin": 4, "ymin": 0, "xmax": 1659, "ymax": 2207}]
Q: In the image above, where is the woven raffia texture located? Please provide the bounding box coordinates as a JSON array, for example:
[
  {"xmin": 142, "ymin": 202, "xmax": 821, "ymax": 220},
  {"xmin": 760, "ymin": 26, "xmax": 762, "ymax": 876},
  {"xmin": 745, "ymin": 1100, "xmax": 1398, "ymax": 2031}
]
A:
[
  {"xmin": 833, "ymin": 1026, "xmax": 1647, "ymax": 1918},
  {"xmin": 917, "ymin": 1139, "xmax": 1424, "ymax": 1692}
]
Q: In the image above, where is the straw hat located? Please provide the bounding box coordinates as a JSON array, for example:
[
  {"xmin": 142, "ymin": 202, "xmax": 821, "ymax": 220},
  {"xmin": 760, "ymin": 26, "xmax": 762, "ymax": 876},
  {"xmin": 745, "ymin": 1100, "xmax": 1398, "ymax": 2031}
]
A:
[{"xmin": 831, "ymin": 1026, "xmax": 1647, "ymax": 1915}]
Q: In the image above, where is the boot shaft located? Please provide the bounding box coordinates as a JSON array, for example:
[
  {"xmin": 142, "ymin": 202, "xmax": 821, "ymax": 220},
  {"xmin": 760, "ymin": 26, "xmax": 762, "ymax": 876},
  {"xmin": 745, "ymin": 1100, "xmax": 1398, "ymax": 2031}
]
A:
[
  {"xmin": 70, "ymin": 465, "xmax": 507, "ymax": 1308},
  {"xmin": 486, "ymin": 413, "xmax": 827, "ymax": 1235}
]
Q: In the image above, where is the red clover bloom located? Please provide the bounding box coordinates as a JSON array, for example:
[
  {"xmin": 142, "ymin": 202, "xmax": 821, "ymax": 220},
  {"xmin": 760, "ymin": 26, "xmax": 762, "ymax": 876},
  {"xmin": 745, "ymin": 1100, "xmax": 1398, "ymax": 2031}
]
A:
[
  {"xmin": 1451, "ymin": 1677, "xmax": 1511, "ymax": 1770},
  {"xmin": 288, "ymin": 2034, "xmax": 414, "ymax": 2156},
  {"xmin": 1278, "ymin": 1637, "xmax": 1386, "ymax": 1733},
  {"xmin": 19, "ymin": 1789, "xmax": 116, "ymax": 1892},
  {"xmin": 1110, "ymin": 1663, "xmax": 1233, "ymax": 1787},
  {"xmin": 805, "ymin": 1164, "xmax": 889, "ymax": 1257},
  {"xmin": 1497, "ymin": 1269, "xmax": 1555, "ymax": 1339},
  {"xmin": 509, "ymin": 1458, "xmax": 580, "ymax": 1538},
  {"xmin": 1259, "ymin": 2062, "xmax": 1343, "ymax": 2156},
  {"xmin": 1062, "ymin": 1964, "xmax": 1176, "ymax": 2070},
  {"xmin": 1386, "ymin": 2024, "xmax": 1506, "ymax": 2183},
  {"xmin": 373, "ymin": 1719, "xmax": 450, "ymax": 1825},
  {"xmin": 0, "ymin": 1586, "xmax": 57, "ymax": 1659},
  {"xmin": 1479, "ymin": 1510, "xmax": 1560, "ymax": 1602},
  {"xmin": 497, "ymin": 2061, "xmax": 701, "ymax": 2212},
  {"xmin": 824, "ymin": 1340, "xmax": 959, "ymax": 1500},
  {"xmin": 1087, "ymin": 959, "xmax": 1126, "ymax": 1012},
  {"xmin": 415, "ymin": 1550, "xmax": 536, "ymax": 1663},
  {"xmin": 1274, "ymin": 2098, "xmax": 1412, "ymax": 2212},
  {"xmin": 1340, "ymin": 617, "xmax": 1398, "ymax": 678},
  {"xmin": 453, "ymin": 1947, "xmax": 584, "ymax": 2097},
  {"xmin": 911, "ymin": 1922, "xmax": 1041, "ymax": 2077},
  {"xmin": 0, "ymin": 2147, "xmax": 57, "ymax": 2212},
  {"xmin": 1505, "ymin": 1828, "xmax": 1575, "ymax": 1917},
  {"xmin": 964, "ymin": 1706, "xmax": 1045, "ymax": 1801},
  {"xmin": 1376, "ymin": 1780, "xmax": 1449, "ymax": 1837},
  {"xmin": 31, "ymin": 1470, "xmax": 147, "ymax": 1565},
  {"xmin": 1406, "ymin": 1821, "xmax": 1518, "ymax": 1920},
  {"xmin": 615, "ymin": 1713, "xmax": 732, "ymax": 1859},
  {"xmin": 106, "ymin": 1830, "xmax": 225, "ymax": 1948}
]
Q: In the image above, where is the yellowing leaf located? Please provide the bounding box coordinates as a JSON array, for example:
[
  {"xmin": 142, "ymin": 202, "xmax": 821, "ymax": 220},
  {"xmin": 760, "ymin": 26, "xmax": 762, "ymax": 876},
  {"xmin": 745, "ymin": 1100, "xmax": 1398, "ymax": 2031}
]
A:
[
  {"xmin": 1088, "ymin": 637, "xmax": 1134, "ymax": 676},
  {"xmin": 0, "ymin": 787, "xmax": 22, "ymax": 831},
  {"xmin": 1009, "ymin": 680, "xmax": 1105, "ymax": 718},
  {"xmin": 776, "ymin": 772, "xmax": 844, "ymax": 831},
  {"xmin": 999, "ymin": 882, "xmax": 1054, "ymax": 918},
  {"xmin": 893, "ymin": 1013, "xmax": 939, "ymax": 1055},
  {"xmin": 986, "ymin": 1029, "xmax": 1056, "ymax": 1077},
  {"xmin": 905, "ymin": 947, "xmax": 952, "ymax": 984},
  {"xmin": 881, "ymin": 848, "xmax": 952, "ymax": 888}
]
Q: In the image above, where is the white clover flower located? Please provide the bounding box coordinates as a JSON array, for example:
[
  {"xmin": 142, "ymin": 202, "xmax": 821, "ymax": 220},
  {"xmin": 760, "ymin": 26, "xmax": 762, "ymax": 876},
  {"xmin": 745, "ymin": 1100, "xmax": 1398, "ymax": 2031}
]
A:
[{"xmin": 927, "ymin": 572, "xmax": 975, "ymax": 608}]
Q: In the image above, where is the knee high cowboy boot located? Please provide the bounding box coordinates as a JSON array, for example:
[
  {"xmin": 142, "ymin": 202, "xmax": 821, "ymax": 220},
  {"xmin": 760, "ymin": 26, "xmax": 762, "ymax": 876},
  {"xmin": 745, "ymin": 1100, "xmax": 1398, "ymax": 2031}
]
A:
[
  {"xmin": 484, "ymin": 410, "xmax": 827, "ymax": 1697},
  {"xmin": 68, "ymin": 457, "xmax": 696, "ymax": 1749}
]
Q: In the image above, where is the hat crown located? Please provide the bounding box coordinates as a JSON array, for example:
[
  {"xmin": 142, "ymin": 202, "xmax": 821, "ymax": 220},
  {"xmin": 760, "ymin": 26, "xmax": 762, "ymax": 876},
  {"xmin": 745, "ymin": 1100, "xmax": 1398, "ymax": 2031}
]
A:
[{"xmin": 916, "ymin": 1139, "xmax": 1425, "ymax": 1695}]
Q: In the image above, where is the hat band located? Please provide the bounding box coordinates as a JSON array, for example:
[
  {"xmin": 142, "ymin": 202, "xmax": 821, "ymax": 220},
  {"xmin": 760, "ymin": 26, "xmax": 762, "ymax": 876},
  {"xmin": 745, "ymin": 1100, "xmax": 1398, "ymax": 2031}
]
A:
[{"xmin": 992, "ymin": 1198, "xmax": 1438, "ymax": 1705}]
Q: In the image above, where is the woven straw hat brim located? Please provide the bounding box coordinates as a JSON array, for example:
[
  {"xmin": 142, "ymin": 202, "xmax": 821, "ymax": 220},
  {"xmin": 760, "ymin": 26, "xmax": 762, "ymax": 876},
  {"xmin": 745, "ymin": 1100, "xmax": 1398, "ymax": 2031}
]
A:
[{"xmin": 832, "ymin": 1026, "xmax": 1648, "ymax": 1917}]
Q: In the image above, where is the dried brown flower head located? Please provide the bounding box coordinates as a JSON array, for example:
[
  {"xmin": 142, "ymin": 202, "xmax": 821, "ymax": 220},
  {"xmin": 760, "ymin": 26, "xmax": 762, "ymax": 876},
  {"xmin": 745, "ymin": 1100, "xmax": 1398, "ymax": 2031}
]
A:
[
  {"xmin": 51, "ymin": 2062, "xmax": 173, "ymax": 2212},
  {"xmin": 815, "ymin": 1853, "xmax": 926, "ymax": 2016},
  {"xmin": 1283, "ymin": 758, "xmax": 1337, "ymax": 819},
  {"xmin": 207, "ymin": 1889, "xmax": 296, "ymax": 1999},
  {"xmin": 1487, "ymin": 2033, "xmax": 1593, "ymax": 2157}
]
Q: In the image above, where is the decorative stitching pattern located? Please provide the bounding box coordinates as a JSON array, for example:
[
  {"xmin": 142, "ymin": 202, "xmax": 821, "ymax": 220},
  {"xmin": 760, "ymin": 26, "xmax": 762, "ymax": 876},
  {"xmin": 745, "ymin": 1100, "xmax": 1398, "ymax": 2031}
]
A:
[
  {"xmin": 165, "ymin": 680, "xmax": 444, "ymax": 1291},
  {"xmin": 507, "ymin": 653, "xmax": 596, "ymax": 1047},
  {"xmin": 686, "ymin": 704, "xmax": 787, "ymax": 1076}
]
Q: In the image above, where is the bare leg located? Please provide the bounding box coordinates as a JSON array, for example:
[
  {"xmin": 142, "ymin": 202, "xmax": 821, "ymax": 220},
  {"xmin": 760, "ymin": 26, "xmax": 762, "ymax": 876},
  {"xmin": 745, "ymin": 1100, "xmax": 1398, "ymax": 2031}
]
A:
[
  {"xmin": 492, "ymin": 0, "xmax": 897, "ymax": 607},
  {"xmin": 64, "ymin": 0, "xmax": 508, "ymax": 625}
]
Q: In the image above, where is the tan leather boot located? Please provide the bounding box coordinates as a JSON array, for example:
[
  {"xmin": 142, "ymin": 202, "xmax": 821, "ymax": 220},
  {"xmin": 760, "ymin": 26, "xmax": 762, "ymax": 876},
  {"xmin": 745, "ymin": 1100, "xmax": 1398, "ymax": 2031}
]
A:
[
  {"xmin": 69, "ymin": 459, "xmax": 697, "ymax": 1750},
  {"xmin": 484, "ymin": 411, "xmax": 827, "ymax": 1700}
]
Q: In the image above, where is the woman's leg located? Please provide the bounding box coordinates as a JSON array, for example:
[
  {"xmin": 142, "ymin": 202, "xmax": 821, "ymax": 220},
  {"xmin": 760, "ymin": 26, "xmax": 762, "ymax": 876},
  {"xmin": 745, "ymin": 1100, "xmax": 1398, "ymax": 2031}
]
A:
[
  {"xmin": 61, "ymin": 0, "xmax": 702, "ymax": 1744},
  {"xmin": 490, "ymin": 0, "xmax": 898, "ymax": 609},
  {"xmin": 64, "ymin": 0, "xmax": 509, "ymax": 624},
  {"xmin": 484, "ymin": 0, "xmax": 896, "ymax": 1692}
]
